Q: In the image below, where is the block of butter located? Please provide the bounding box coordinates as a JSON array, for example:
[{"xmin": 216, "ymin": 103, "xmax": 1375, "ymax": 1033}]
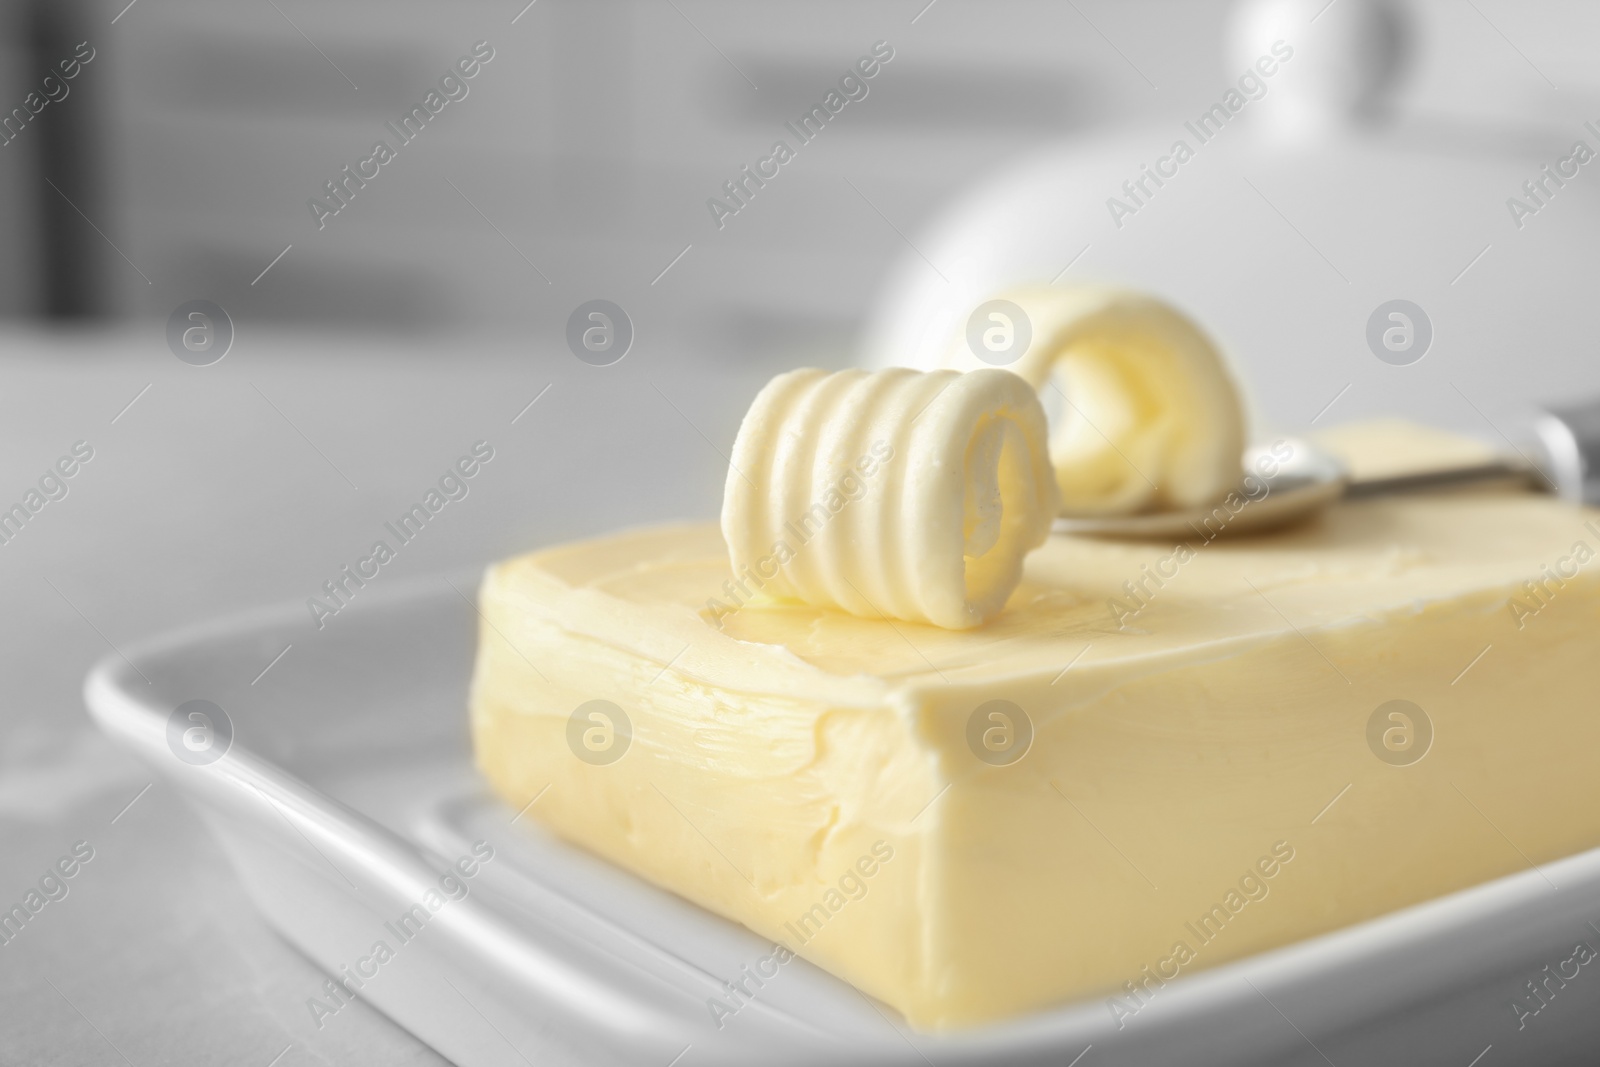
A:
[{"xmin": 470, "ymin": 429, "xmax": 1600, "ymax": 1030}]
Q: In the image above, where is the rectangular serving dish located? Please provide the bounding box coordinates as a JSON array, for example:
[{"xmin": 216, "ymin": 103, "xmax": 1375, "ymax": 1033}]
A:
[{"xmin": 85, "ymin": 572, "xmax": 1600, "ymax": 1066}]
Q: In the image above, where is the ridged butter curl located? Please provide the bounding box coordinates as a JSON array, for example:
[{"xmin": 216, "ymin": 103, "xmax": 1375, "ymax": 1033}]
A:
[{"xmin": 722, "ymin": 367, "xmax": 1059, "ymax": 630}]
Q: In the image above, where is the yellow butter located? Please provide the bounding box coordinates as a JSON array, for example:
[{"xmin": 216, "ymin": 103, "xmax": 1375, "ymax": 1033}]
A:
[
  {"xmin": 471, "ymin": 434, "xmax": 1600, "ymax": 1029},
  {"xmin": 1312, "ymin": 417, "xmax": 1499, "ymax": 481}
]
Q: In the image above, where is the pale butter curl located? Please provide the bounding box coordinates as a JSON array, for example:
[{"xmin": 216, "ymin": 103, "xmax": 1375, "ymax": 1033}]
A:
[
  {"xmin": 945, "ymin": 286, "xmax": 1247, "ymax": 517},
  {"xmin": 722, "ymin": 367, "xmax": 1058, "ymax": 630}
]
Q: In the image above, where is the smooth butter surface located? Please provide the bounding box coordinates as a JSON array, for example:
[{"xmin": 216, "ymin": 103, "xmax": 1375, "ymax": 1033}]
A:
[{"xmin": 470, "ymin": 488, "xmax": 1600, "ymax": 1029}]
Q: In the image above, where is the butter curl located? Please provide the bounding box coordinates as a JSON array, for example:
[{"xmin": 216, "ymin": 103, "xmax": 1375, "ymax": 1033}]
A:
[
  {"xmin": 946, "ymin": 286, "xmax": 1246, "ymax": 516},
  {"xmin": 722, "ymin": 367, "xmax": 1058, "ymax": 630}
]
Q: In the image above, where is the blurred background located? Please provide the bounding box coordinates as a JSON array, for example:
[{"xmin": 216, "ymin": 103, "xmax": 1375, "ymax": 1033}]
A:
[
  {"xmin": 4, "ymin": 1, "xmax": 1600, "ymax": 1062},
  {"xmin": 1, "ymin": 0, "xmax": 1593, "ymax": 341}
]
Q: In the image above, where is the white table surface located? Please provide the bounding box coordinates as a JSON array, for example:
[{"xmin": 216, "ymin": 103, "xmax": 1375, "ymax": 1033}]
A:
[{"xmin": 0, "ymin": 322, "xmax": 778, "ymax": 1066}]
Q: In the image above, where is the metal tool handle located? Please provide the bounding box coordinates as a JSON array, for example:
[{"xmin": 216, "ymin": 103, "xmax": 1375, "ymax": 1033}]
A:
[
  {"xmin": 1342, "ymin": 458, "xmax": 1540, "ymax": 499},
  {"xmin": 1342, "ymin": 399, "xmax": 1600, "ymax": 505},
  {"xmin": 1530, "ymin": 399, "xmax": 1600, "ymax": 505}
]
